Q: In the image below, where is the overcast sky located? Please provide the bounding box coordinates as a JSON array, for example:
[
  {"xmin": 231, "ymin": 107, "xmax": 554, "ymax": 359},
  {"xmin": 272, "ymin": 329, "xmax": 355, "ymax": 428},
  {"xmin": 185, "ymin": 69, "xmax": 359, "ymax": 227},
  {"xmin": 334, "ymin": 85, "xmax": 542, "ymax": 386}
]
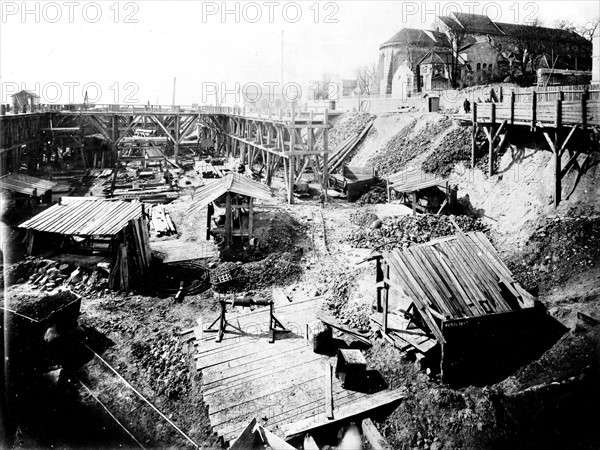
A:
[{"xmin": 1, "ymin": 0, "xmax": 598, "ymax": 105}]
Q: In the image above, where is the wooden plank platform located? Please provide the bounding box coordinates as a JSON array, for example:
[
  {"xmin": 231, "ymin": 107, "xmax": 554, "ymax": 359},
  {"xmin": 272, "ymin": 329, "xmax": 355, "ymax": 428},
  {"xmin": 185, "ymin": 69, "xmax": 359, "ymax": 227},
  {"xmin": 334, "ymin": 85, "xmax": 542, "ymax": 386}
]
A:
[
  {"xmin": 149, "ymin": 239, "xmax": 218, "ymax": 262},
  {"xmin": 191, "ymin": 296, "xmax": 401, "ymax": 444}
]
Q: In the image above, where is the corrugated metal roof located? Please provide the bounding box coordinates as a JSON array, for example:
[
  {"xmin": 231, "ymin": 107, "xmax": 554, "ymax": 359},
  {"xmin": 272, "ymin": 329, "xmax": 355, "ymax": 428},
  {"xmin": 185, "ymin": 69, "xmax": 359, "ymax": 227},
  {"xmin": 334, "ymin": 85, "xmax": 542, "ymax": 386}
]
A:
[
  {"xmin": 19, "ymin": 199, "xmax": 143, "ymax": 236},
  {"xmin": 0, "ymin": 173, "xmax": 57, "ymax": 196},
  {"xmin": 380, "ymin": 231, "xmax": 534, "ymax": 323},
  {"xmin": 387, "ymin": 169, "xmax": 448, "ymax": 192},
  {"xmin": 188, "ymin": 174, "xmax": 273, "ymax": 213}
]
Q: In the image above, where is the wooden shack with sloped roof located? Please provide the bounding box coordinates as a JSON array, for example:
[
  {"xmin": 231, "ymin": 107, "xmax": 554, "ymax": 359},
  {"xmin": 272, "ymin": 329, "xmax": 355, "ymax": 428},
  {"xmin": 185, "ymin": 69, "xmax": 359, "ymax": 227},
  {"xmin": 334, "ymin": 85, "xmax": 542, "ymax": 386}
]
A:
[
  {"xmin": 371, "ymin": 230, "xmax": 565, "ymax": 386},
  {"xmin": 188, "ymin": 173, "xmax": 273, "ymax": 248},
  {"xmin": 19, "ymin": 197, "xmax": 151, "ymax": 290}
]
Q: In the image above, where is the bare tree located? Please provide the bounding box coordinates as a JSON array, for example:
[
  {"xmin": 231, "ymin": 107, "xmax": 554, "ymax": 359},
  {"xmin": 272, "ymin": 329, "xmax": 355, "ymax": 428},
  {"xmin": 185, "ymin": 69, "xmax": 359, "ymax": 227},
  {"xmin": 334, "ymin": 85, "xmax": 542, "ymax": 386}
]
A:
[
  {"xmin": 553, "ymin": 19, "xmax": 576, "ymax": 32},
  {"xmin": 354, "ymin": 61, "xmax": 377, "ymax": 95},
  {"xmin": 447, "ymin": 27, "xmax": 468, "ymax": 88},
  {"xmin": 578, "ymin": 18, "xmax": 600, "ymax": 42},
  {"xmin": 506, "ymin": 18, "xmax": 547, "ymax": 80}
]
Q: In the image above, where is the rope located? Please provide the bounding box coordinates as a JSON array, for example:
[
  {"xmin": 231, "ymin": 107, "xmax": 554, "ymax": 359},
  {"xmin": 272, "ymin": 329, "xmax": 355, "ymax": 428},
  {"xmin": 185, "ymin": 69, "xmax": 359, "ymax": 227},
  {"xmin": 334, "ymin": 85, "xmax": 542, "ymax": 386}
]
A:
[
  {"xmin": 82, "ymin": 342, "xmax": 201, "ymax": 449},
  {"xmin": 74, "ymin": 376, "xmax": 146, "ymax": 449}
]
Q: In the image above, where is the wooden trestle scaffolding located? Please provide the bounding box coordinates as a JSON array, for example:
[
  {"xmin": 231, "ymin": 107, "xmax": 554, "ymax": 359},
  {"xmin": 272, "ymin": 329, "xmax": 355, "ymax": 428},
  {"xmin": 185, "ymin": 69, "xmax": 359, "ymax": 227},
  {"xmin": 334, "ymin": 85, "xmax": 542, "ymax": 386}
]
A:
[
  {"xmin": 197, "ymin": 105, "xmax": 331, "ymax": 204},
  {"xmin": 1, "ymin": 104, "xmax": 330, "ymax": 204},
  {"xmin": 465, "ymin": 86, "xmax": 600, "ymax": 207}
]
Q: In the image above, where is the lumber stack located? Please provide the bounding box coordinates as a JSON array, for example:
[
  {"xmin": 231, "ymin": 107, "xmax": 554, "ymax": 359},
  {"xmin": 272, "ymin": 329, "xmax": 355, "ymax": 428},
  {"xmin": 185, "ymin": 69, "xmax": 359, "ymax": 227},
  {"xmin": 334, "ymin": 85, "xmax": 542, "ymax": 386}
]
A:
[
  {"xmin": 149, "ymin": 204, "xmax": 178, "ymax": 236},
  {"xmin": 108, "ymin": 216, "xmax": 152, "ymax": 290},
  {"xmin": 321, "ymin": 121, "xmax": 374, "ymax": 173}
]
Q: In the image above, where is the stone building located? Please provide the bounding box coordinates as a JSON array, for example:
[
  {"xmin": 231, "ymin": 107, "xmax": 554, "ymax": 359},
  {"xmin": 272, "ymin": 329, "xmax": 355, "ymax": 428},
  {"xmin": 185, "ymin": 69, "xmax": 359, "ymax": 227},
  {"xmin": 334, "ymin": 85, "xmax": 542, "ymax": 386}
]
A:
[{"xmin": 374, "ymin": 12, "xmax": 592, "ymax": 96}]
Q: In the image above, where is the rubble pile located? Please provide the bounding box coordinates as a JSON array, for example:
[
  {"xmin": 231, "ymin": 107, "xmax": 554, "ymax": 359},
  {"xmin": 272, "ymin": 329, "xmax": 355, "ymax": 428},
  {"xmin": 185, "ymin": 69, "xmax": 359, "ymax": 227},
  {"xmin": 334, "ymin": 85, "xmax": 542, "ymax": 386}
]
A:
[
  {"xmin": 9, "ymin": 289, "xmax": 78, "ymax": 321},
  {"xmin": 324, "ymin": 273, "xmax": 373, "ymax": 332},
  {"xmin": 349, "ymin": 207, "xmax": 379, "ymax": 227},
  {"xmin": 242, "ymin": 252, "xmax": 303, "ymax": 290},
  {"xmin": 131, "ymin": 332, "xmax": 190, "ymax": 400},
  {"xmin": 211, "ymin": 253, "xmax": 303, "ymax": 292},
  {"xmin": 348, "ymin": 214, "xmax": 486, "ymax": 250},
  {"xmin": 356, "ymin": 180, "xmax": 388, "ymax": 205},
  {"xmin": 253, "ymin": 211, "xmax": 305, "ymax": 256},
  {"xmin": 368, "ymin": 118, "xmax": 453, "ymax": 176},
  {"xmin": 1, "ymin": 257, "xmax": 109, "ymax": 294},
  {"xmin": 316, "ymin": 112, "xmax": 375, "ymax": 153},
  {"xmin": 508, "ymin": 216, "xmax": 600, "ymax": 293},
  {"xmin": 421, "ymin": 127, "xmax": 471, "ymax": 177}
]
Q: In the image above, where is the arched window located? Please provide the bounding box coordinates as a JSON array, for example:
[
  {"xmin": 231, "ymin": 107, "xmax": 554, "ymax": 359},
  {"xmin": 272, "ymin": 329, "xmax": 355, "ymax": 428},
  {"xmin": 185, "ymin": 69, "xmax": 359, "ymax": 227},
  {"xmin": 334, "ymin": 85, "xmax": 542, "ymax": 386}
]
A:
[
  {"xmin": 476, "ymin": 63, "xmax": 481, "ymax": 71},
  {"xmin": 482, "ymin": 63, "xmax": 487, "ymax": 69}
]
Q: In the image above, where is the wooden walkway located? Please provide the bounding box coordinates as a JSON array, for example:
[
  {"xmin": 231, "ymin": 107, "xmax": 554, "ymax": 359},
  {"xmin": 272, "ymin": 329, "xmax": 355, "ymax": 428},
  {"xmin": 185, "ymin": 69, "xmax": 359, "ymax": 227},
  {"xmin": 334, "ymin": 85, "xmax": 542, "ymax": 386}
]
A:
[
  {"xmin": 186, "ymin": 295, "xmax": 401, "ymax": 444},
  {"xmin": 459, "ymin": 88, "xmax": 600, "ymax": 208}
]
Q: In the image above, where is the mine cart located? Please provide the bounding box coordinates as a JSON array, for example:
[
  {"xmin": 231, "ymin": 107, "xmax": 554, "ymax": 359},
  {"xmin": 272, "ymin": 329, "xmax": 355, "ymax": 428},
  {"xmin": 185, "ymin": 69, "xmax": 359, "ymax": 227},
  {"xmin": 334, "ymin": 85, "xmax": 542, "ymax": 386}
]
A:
[{"xmin": 2, "ymin": 289, "xmax": 82, "ymax": 379}]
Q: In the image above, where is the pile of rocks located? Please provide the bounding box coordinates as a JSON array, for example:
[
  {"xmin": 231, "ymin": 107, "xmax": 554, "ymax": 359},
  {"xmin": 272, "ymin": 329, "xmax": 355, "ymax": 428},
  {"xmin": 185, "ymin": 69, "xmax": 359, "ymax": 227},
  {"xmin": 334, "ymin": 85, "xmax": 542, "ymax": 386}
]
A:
[
  {"xmin": 421, "ymin": 127, "xmax": 471, "ymax": 177},
  {"xmin": 131, "ymin": 332, "xmax": 190, "ymax": 400},
  {"xmin": 316, "ymin": 112, "xmax": 375, "ymax": 152},
  {"xmin": 1, "ymin": 257, "xmax": 110, "ymax": 295},
  {"xmin": 349, "ymin": 207, "xmax": 379, "ymax": 227},
  {"xmin": 348, "ymin": 214, "xmax": 486, "ymax": 250},
  {"xmin": 508, "ymin": 216, "xmax": 600, "ymax": 292},
  {"xmin": 357, "ymin": 181, "xmax": 388, "ymax": 205},
  {"xmin": 369, "ymin": 118, "xmax": 453, "ymax": 176},
  {"xmin": 243, "ymin": 252, "xmax": 303, "ymax": 290}
]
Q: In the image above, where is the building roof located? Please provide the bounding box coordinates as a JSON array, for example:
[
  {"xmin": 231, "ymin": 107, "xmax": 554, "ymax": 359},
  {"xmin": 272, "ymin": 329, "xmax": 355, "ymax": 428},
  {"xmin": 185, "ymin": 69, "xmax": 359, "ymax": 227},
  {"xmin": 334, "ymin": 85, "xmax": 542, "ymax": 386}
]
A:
[
  {"xmin": 387, "ymin": 169, "xmax": 448, "ymax": 192},
  {"xmin": 19, "ymin": 199, "xmax": 143, "ymax": 236},
  {"xmin": 381, "ymin": 28, "xmax": 450, "ymax": 49},
  {"xmin": 0, "ymin": 173, "xmax": 56, "ymax": 196},
  {"xmin": 494, "ymin": 22, "xmax": 589, "ymax": 45},
  {"xmin": 12, "ymin": 90, "xmax": 41, "ymax": 98},
  {"xmin": 188, "ymin": 173, "xmax": 273, "ymax": 213},
  {"xmin": 378, "ymin": 231, "xmax": 535, "ymax": 341},
  {"xmin": 416, "ymin": 48, "xmax": 454, "ymax": 66},
  {"xmin": 452, "ymin": 13, "xmax": 503, "ymax": 35}
]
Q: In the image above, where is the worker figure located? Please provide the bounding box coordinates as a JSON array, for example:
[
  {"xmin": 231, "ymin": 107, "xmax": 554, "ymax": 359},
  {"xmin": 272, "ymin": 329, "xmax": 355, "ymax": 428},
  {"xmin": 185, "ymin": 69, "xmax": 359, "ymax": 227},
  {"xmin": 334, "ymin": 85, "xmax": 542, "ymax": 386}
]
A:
[
  {"xmin": 164, "ymin": 169, "xmax": 174, "ymax": 186},
  {"xmin": 206, "ymin": 202, "xmax": 214, "ymax": 240},
  {"xmin": 463, "ymin": 98, "xmax": 471, "ymax": 114}
]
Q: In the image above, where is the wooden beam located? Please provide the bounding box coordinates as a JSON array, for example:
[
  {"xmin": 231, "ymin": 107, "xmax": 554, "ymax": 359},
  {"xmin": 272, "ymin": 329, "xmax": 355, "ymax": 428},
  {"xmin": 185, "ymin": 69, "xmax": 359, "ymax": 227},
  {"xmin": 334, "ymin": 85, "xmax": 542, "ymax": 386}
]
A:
[
  {"xmin": 362, "ymin": 418, "xmax": 392, "ymax": 450},
  {"xmin": 325, "ymin": 363, "xmax": 333, "ymax": 420},
  {"xmin": 281, "ymin": 389, "xmax": 405, "ymax": 439}
]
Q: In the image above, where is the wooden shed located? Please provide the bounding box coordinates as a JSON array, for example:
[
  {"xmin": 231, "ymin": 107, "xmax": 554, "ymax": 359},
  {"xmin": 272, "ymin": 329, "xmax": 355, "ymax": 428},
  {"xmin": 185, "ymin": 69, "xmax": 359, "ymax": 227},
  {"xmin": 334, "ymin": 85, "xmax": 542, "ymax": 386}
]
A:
[
  {"xmin": 386, "ymin": 169, "xmax": 451, "ymax": 214},
  {"xmin": 371, "ymin": 231, "xmax": 563, "ymax": 386},
  {"xmin": 0, "ymin": 173, "xmax": 56, "ymax": 208},
  {"xmin": 11, "ymin": 90, "xmax": 40, "ymax": 112},
  {"xmin": 19, "ymin": 198, "xmax": 151, "ymax": 290},
  {"xmin": 188, "ymin": 173, "xmax": 273, "ymax": 248}
]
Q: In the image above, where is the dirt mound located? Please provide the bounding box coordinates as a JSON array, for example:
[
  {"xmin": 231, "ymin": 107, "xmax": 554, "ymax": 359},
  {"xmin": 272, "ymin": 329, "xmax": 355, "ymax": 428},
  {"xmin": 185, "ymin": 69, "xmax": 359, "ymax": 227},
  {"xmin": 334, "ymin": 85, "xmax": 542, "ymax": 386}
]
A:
[
  {"xmin": 316, "ymin": 112, "xmax": 375, "ymax": 152},
  {"xmin": 422, "ymin": 126, "xmax": 472, "ymax": 177},
  {"xmin": 8, "ymin": 289, "xmax": 78, "ymax": 321},
  {"xmin": 130, "ymin": 331, "xmax": 190, "ymax": 400},
  {"xmin": 507, "ymin": 216, "xmax": 600, "ymax": 294},
  {"xmin": 370, "ymin": 324, "xmax": 600, "ymax": 449},
  {"xmin": 212, "ymin": 252, "xmax": 303, "ymax": 292},
  {"xmin": 348, "ymin": 214, "xmax": 486, "ymax": 250},
  {"xmin": 253, "ymin": 211, "xmax": 305, "ymax": 255},
  {"xmin": 349, "ymin": 206, "xmax": 379, "ymax": 227},
  {"xmin": 356, "ymin": 180, "xmax": 387, "ymax": 205},
  {"xmin": 243, "ymin": 252, "xmax": 303, "ymax": 290},
  {"xmin": 368, "ymin": 117, "xmax": 453, "ymax": 176}
]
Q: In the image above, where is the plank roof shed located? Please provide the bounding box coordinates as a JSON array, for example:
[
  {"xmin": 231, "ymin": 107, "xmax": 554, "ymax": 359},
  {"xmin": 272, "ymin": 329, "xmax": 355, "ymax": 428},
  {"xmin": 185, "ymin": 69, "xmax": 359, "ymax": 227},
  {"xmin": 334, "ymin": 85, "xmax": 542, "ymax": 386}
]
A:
[
  {"xmin": 19, "ymin": 199, "xmax": 143, "ymax": 236},
  {"xmin": 387, "ymin": 169, "xmax": 448, "ymax": 193},
  {"xmin": 377, "ymin": 231, "xmax": 535, "ymax": 342},
  {"xmin": 188, "ymin": 173, "xmax": 273, "ymax": 213},
  {"xmin": 0, "ymin": 173, "xmax": 57, "ymax": 196}
]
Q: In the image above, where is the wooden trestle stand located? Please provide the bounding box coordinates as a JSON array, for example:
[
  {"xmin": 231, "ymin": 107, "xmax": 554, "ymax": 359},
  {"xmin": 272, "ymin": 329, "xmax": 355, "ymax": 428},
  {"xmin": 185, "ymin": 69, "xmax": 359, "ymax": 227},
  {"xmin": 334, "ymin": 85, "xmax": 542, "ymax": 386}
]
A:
[{"xmin": 204, "ymin": 296, "xmax": 289, "ymax": 343}]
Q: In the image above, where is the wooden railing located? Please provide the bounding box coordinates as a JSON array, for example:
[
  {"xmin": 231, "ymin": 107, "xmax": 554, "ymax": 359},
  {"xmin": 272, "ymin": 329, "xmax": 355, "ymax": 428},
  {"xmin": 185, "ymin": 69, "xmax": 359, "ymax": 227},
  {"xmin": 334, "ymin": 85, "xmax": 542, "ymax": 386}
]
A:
[
  {"xmin": 473, "ymin": 93, "xmax": 600, "ymax": 128},
  {"xmin": 0, "ymin": 102, "xmax": 331, "ymax": 123}
]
